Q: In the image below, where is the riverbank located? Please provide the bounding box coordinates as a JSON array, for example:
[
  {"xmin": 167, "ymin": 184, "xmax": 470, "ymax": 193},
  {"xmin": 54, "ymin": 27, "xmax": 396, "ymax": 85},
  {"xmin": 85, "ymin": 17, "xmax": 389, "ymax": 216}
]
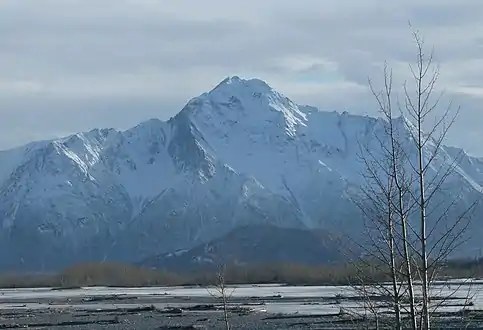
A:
[{"xmin": 1, "ymin": 284, "xmax": 482, "ymax": 329}]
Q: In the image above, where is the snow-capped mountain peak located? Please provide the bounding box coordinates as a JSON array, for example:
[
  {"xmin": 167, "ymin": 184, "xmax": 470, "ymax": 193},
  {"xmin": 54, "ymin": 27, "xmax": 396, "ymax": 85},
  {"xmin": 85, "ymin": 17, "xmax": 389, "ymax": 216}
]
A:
[
  {"xmin": 181, "ymin": 76, "xmax": 308, "ymax": 146},
  {"xmin": 212, "ymin": 76, "xmax": 272, "ymax": 93}
]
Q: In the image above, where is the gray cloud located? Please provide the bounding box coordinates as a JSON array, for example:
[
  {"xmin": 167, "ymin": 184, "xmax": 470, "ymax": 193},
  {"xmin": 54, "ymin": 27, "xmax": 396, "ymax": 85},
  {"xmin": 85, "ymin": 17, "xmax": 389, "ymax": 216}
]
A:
[{"xmin": 0, "ymin": 0, "xmax": 482, "ymax": 155}]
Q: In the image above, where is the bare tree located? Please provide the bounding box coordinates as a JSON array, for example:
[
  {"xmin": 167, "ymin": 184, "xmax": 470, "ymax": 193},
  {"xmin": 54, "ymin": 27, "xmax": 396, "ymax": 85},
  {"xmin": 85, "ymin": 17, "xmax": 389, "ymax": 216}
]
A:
[
  {"xmin": 207, "ymin": 264, "xmax": 235, "ymax": 330},
  {"xmin": 352, "ymin": 28, "xmax": 477, "ymax": 329},
  {"xmin": 370, "ymin": 62, "xmax": 418, "ymax": 329},
  {"xmin": 352, "ymin": 62, "xmax": 418, "ymax": 329},
  {"xmin": 400, "ymin": 29, "xmax": 477, "ymax": 329}
]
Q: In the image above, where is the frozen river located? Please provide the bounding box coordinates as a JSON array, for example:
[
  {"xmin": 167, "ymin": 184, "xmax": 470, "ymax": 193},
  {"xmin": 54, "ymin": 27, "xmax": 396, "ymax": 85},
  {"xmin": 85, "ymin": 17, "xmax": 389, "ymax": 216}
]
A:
[{"xmin": 1, "ymin": 281, "xmax": 482, "ymax": 316}]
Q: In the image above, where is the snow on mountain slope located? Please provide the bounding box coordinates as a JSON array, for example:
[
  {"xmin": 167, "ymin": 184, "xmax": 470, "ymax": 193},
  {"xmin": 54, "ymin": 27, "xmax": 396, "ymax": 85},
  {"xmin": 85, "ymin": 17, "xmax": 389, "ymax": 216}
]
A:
[{"xmin": 0, "ymin": 76, "xmax": 482, "ymax": 270}]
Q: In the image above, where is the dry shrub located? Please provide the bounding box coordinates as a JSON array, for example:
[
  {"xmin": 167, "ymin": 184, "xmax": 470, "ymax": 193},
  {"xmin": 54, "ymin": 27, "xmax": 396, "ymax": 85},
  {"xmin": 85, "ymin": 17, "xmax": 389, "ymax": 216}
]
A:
[
  {"xmin": 59, "ymin": 262, "xmax": 184, "ymax": 287},
  {"xmin": 0, "ymin": 259, "xmax": 481, "ymax": 288}
]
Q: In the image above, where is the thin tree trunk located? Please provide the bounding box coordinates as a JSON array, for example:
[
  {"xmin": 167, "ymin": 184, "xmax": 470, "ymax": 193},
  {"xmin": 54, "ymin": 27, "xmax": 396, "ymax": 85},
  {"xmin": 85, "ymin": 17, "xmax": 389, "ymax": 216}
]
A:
[
  {"xmin": 388, "ymin": 208, "xmax": 402, "ymax": 330},
  {"xmin": 416, "ymin": 50, "xmax": 430, "ymax": 330},
  {"xmin": 418, "ymin": 127, "xmax": 430, "ymax": 330},
  {"xmin": 222, "ymin": 293, "xmax": 230, "ymax": 330},
  {"xmin": 401, "ymin": 215, "xmax": 417, "ymax": 329},
  {"xmin": 385, "ymin": 82, "xmax": 417, "ymax": 330}
]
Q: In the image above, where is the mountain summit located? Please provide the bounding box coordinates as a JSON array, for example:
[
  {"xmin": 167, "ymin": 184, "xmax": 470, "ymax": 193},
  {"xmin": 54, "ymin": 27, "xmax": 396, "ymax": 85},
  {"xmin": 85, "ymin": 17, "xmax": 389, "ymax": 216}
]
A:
[{"xmin": 0, "ymin": 77, "xmax": 482, "ymax": 270}]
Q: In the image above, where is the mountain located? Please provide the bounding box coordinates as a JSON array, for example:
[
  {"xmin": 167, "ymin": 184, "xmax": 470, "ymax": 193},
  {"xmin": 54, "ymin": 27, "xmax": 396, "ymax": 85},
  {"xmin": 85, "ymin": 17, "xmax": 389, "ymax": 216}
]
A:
[
  {"xmin": 0, "ymin": 76, "xmax": 482, "ymax": 270},
  {"xmin": 140, "ymin": 225, "xmax": 349, "ymax": 271}
]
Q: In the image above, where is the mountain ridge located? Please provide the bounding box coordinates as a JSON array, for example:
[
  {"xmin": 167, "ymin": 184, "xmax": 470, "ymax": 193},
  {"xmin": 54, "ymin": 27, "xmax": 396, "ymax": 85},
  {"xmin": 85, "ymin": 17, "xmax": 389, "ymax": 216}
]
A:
[
  {"xmin": 141, "ymin": 224, "xmax": 349, "ymax": 271},
  {"xmin": 0, "ymin": 76, "xmax": 481, "ymax": 270}
]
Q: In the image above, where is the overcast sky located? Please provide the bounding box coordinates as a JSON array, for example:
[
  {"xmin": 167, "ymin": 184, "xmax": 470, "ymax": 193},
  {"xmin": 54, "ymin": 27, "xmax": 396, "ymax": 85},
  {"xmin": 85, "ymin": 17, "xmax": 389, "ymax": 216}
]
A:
[{"xmin": 1, "ymin": 0, "xmax": 483, "ymax": 155}]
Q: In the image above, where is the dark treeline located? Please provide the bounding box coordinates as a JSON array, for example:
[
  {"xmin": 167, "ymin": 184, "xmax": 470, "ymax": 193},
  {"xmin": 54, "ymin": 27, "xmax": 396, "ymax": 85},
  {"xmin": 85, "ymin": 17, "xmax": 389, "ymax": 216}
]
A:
[{"xmin": 0, "ymin": 258, "xmax": 482, "ymax": 289}]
